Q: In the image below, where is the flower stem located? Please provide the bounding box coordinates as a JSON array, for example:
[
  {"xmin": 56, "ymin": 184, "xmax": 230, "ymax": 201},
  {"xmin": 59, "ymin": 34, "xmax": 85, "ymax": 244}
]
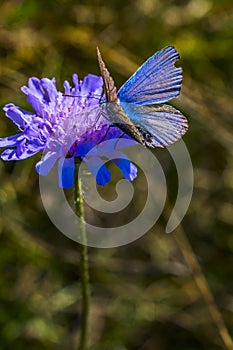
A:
[{"xmin": 74, "ymin": 164, "xmax": 90, "ymax": 350}]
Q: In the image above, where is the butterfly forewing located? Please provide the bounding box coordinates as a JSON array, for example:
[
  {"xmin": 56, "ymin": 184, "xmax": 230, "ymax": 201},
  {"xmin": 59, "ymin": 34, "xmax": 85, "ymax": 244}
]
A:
[
  {"xmin": 117, "ymin": 46, "xmax": 182, "ymax": 106},
  {"xmin": 96, "ymin": 47, "xmax": 118, "ymax": 102}
]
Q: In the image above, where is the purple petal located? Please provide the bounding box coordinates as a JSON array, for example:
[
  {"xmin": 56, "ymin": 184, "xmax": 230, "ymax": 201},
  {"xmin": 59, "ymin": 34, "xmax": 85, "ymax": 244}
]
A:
[
  {"xmin": 0, "ymin": 134, "xmax": 24, "ymax": 147},
  {"xmin": 26, "ymin": 94, "xmax": 45, "ymax": 116},
  {"xmin": 1, "ymin": 146, "xmax": 38, "ymax": 160},
  {"xmin": 85, "ymin": 156, "xmax": 111, "ymax": 185},
  {"xmin": 58, "ymin": 157, "xmax": 75, "ymax": 189},
  {"xmin": 64, "ymin": 80, "xmax": 71, "ymax": 94},
  {"xmin": 41, "ymin": 78, "xmax": 58, "ymax": 101},
  {"xmin": 75, "ymin": 141, "xmax": 97, "ymax": 157},
  {"xmin": 72, "ymin": 74, "xmax": 79, "ymax": 88},
  {"xmin": 1, "ymin": 149, "xmax": 19, "ymax": 160},
  {"xmin": 21, "ymin": 77, "xmax": 45, "ymax": 99},
  {"xmin": 3, "ymin": 104, "xmax": 33, "ymax": 128},
  {"xmin": 17, "ymin": 142, "xmax": 40, "ymax": 159},
  {"xmin": 112, "ymin": 158, "xmax": 137, "ymax": 181},
  {"xmin": 96, "ymin": 165, "xmax": 111, "ymax": 186},
  {"xmin": 36, "ymin": 151, "xmax": 59, "ymax": 176},
  {"xmin": 81, "ymin": 74, "xmax": 103, "ymax": 94}
]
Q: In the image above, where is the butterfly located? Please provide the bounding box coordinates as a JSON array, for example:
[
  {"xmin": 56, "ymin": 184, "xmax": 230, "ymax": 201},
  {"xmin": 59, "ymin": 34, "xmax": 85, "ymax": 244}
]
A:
[{"xmin": 96, "ymin": 46, "xmax": 188, "ymax": 148}]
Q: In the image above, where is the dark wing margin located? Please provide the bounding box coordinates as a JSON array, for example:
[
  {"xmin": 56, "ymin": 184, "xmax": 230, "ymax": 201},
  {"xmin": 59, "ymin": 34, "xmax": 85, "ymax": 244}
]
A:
[
  {"xmin": 120, "ymin": 103, "xmax": 188, "ymax": 148},
  {"xmin": 117, "ymin": 46, "xmax": 182, "ymax": 106},
  {"xmin": 96, "ymin": 47, "xmax": 118, "ymax": 102}
]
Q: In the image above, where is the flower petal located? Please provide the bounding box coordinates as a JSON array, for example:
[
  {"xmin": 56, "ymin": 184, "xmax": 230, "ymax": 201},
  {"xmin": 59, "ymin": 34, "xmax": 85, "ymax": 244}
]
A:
[
  {"xmin": 112, "ymin": 158, "xmax": 137, "ymax": 181},
  {"xmin": 17, "ymin": 145, "xmax": 40, "ymax": 159},
  {"xmin": 36, "ymin": 151, "xmax": 59, "ymax": 176},
  {"xmin": 96, "ymin": 166, "xmax": 111, "ymax": 185},
  {"xmin": 41, "ymin": 78, "xmax": 58, "ymax": 101},
  {"xmin": 85, "ymin": 156, "xmax": 111, "ymax": 186},
  {"xmin": 64, "ymin": 80, "xmax": 71, "ymax": 95},
  {"xmin": 0, "ymin": 134, "xmax": 24, "ymax": 147},
  {"xmin": 72, "ymin": 74, "xmax": 80, "ymax": 95},
  {"xmin": 3, "ymin": 104, "xmax": 33, "ymax": 128},
  {"xmin": 75, "ymin": 141, "xmax": 97, "ymax": 157},
  {"xmin": 81, "ymin": 74, "xmax": 103, "ymax": 95},
  {"xmin": 1, "ymin": 149, "xmax": 19, "ymax": 160},
  {"xmin": 26, "ymin": 94, "xmax": 45, "ymax": 116},
  {"xmin": 21, "ymin": 77, "xmax": 45, "ymax": 100},
  {"xmin": 58, "ymin": 157, "xmax": 75, "ymax": 189}
]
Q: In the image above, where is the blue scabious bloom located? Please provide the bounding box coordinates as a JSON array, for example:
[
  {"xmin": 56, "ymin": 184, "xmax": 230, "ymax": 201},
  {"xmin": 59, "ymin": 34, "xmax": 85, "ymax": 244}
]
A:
[{"xmin": 0, "ymin": 74, "xmax": 137, "ymax": 187}]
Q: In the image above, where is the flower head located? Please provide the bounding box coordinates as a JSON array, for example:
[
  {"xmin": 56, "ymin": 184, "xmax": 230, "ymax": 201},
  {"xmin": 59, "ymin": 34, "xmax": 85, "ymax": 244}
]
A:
[{"xmin": 0, "ymin": 74, "xmax": 137, "ymax": 187}]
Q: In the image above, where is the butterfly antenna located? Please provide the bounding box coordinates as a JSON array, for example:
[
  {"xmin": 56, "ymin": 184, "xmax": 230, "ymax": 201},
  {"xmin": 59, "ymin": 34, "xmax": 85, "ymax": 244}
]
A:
[{"xmin": 63, "ymin": 93, "xmax": 100, "ymax": 100}]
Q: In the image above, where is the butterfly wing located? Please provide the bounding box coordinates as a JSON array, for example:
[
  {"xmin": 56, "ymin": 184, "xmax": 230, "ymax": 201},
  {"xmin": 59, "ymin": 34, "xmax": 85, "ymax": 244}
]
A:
[
  {"xmin": 96, "ymin": 46, "xmax": 187, "ymax": 148},
  {"xmin": 118, "ymin": 46, "xmax": 182, "ymax": 105},
  {"xmin": 96, "ymin": 47, "xmax": 118, "ymax": 102},
  {"xmin": 120, "ymin": 103, "xmax": 188, "ymax": 147}
]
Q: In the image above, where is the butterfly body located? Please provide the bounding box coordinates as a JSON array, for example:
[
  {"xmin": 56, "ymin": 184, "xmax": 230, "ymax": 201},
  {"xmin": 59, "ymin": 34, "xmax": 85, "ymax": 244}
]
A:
[
  {"xmin": 96, "ymin": 46, "xmax": 188, "ymax": 148},
  {"xmin": 102, "ymin": 102, "xmax": 147, "ymax": 146},
  {"xmin": 97, "ymin": 48, "xmax": 146, "ymax": 145}
]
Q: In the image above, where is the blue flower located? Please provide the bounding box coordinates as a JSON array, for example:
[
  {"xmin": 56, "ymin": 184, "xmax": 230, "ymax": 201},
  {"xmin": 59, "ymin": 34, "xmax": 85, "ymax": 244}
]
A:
[{"xmin": 0, "ymin": 74, "xmax": 137, "ymax": 187}]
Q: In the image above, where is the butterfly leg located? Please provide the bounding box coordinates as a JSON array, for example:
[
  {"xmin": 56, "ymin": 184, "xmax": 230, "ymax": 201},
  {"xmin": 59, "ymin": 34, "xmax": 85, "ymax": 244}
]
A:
[
  {"xmin": 113, "ymin": 131, "xmax": 126, "ymax": 149},
  {"xmin": 97, "ymin": 124, "xmax": 116, "ymax": 145}
]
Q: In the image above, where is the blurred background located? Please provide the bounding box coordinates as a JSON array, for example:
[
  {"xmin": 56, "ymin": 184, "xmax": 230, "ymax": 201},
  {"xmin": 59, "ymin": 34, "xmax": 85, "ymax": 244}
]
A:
[{"xmin": 0, "ymin": 0, "xmax": 233, "ymax": 349}]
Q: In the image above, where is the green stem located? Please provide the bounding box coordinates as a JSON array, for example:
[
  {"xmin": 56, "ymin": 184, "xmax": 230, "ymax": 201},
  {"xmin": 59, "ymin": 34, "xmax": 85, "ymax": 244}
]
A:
[{"xmin": 74, "ymin": 164, "xmax": 90, "ymax": 350}]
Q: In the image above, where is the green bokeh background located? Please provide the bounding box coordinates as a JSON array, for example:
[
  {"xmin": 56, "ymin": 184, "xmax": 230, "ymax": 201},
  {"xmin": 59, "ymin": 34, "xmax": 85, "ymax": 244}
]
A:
[{"xmin": 0, "ymin": 0, "xmax": 233, "ymax": 349}]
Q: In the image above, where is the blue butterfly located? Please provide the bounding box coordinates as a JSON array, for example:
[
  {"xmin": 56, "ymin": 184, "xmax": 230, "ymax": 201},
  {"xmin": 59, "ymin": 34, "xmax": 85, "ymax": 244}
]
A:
[{"xmin": 97, "ymin": 46, "xmax": 188, "ymax": 148}]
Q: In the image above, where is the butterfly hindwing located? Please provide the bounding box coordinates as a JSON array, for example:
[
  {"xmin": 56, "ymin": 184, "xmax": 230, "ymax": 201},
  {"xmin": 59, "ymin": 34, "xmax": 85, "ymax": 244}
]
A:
[
  {"xmin": 117, "ymin": 46, "xmax": 182, "ymax": 106},
  {"xmin": 120, "ymin": 103, "xmax": 188, "ymax": 147}
]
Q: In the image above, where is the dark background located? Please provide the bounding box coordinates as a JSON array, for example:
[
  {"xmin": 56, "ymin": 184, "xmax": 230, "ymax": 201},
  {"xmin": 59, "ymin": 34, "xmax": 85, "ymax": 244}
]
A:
[{"xmin": 0, "ymin": 0, "xmax": 233, "ymax": 349}]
